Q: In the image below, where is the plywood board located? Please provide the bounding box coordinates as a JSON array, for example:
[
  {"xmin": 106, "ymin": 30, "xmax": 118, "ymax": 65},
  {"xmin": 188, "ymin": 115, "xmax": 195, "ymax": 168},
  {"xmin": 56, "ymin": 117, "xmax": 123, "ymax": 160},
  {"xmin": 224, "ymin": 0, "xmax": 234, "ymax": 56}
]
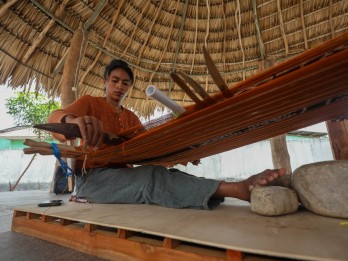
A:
[{"xmin": 12, "ymin": 201, "xmax": 348, "ymax": 261}]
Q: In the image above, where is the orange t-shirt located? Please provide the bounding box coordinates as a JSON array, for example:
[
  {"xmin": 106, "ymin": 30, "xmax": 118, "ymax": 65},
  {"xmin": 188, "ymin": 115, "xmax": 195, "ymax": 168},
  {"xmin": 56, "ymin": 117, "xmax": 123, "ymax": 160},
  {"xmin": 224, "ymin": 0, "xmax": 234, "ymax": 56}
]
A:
[{"xmin": 48, "ymin": 95, "xmax": 142, "ymax": 169}]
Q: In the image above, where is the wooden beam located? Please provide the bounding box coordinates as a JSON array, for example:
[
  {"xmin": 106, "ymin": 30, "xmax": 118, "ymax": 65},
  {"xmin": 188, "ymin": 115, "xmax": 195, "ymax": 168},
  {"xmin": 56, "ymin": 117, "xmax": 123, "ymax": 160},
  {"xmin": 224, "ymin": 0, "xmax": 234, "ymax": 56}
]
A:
[
  {"xmin": 326, "ymin": 119, "xmax": 348, "ymax": 160},
  {"xmin": 22, "ymin": 0, "xmax": 69, "ymax": 64},
  {"xmin": 83, "ymin": 0, "xmax": 108, "ymax": 31},
  {"xmin": 79, "ymin": 0, "xmax": 125, "ymax": 88}
]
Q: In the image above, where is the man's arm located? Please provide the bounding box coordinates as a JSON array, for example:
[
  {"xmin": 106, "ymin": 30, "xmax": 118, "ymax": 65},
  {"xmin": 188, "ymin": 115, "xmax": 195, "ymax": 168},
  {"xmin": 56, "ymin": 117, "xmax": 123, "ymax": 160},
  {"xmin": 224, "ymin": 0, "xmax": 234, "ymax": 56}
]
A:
[{"xmin": 48, "ymin": 96, "xmax": 104, "ymax": 147}]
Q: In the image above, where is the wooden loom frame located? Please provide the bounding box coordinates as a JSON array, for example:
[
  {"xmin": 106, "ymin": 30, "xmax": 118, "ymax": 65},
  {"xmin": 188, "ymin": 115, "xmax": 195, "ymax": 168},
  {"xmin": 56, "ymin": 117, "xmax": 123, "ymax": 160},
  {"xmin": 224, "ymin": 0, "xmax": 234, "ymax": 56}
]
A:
[{"xmin": 24, "ymin": 33, "xmax": 348, "ymax": 166}]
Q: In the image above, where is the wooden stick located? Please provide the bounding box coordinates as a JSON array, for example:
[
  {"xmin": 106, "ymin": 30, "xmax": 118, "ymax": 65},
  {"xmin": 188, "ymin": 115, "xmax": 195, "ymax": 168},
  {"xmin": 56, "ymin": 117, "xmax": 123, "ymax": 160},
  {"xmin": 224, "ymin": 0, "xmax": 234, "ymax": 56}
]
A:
[
  {"xmin": 177, "ymin": 71, "xmax": 215, "ymax": 105},
  {"xmin": 24, "ymin": 139, "xmax": 77, "ymax": 152},
  {"xmin": 23, "ymin": 147, "xmax": 53, "ymax": 155},
  {"xmin": 203, "ymin": 46, "xmax": 229, "ymax": 93},
  {"xmin": 170, "ymin": 72, "xmax": 205, "ymax": 106}
]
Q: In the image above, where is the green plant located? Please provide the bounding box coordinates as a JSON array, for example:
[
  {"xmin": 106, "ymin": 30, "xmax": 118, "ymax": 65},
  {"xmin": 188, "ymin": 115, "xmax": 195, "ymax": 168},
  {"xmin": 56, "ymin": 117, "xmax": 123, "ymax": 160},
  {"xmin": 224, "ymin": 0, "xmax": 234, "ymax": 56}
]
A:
[{"xmin": 5, "ymin": 92, "xmax": 60, "ymax": 140}]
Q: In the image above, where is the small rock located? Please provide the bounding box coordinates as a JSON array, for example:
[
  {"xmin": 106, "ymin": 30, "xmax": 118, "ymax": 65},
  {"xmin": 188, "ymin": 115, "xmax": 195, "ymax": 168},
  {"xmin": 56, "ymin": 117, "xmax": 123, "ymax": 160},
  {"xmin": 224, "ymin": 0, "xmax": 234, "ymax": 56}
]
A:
[
  {"xmin": 250, "ymin": 186, "xmax": 299, "ymax": 216},
  {"xmin": 291, "ymin": 160, "xmax": 348, "ymax": 219}
]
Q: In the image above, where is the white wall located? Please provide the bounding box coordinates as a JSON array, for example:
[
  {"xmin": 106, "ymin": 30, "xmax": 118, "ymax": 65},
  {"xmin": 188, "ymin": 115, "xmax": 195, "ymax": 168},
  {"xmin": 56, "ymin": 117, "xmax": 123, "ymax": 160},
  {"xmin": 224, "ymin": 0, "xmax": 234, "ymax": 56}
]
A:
[
  {"xmin": 0, "ymin": 150, "xmax": 56, "ymax": 184},
  {"xmin": 287, "ymin": 138, "xmax": 333, "ymax": 170},
  {"xmin": 176, "ymin": 137, "xmax": 333, "ymax": 180}
]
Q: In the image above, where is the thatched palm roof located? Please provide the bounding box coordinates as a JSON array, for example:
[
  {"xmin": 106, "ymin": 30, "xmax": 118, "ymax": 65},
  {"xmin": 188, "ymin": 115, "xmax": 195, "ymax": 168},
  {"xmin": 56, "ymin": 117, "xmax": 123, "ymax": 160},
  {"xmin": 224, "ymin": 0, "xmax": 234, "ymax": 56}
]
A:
[{"xmin": 1, "ymin": 0, "xmax": 348, "ymax": 118}]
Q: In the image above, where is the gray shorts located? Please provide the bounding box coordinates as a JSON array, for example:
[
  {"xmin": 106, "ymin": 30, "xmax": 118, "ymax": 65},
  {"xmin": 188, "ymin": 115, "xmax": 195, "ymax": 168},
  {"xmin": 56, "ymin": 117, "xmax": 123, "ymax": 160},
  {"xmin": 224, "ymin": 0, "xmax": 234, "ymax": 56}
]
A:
[{"xmin": 75, "ymin": 165, "xmax": 223, "ymax": 209}]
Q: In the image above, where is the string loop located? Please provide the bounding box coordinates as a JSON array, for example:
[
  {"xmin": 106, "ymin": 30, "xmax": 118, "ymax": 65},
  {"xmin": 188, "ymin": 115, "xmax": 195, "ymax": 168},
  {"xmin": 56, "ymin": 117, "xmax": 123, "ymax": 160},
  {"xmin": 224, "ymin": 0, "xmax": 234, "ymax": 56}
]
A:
[{"xmin": 51, "ymin": 143, "xmax": 74, "ymax": 178}]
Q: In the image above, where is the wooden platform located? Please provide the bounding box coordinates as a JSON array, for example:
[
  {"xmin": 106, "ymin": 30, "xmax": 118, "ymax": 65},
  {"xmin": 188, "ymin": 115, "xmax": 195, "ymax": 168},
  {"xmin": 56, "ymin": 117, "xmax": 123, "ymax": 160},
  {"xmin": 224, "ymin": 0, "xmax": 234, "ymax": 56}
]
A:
[{"xmin": 12, "ymin": 201, "xmax": 348, "ymax": 261}]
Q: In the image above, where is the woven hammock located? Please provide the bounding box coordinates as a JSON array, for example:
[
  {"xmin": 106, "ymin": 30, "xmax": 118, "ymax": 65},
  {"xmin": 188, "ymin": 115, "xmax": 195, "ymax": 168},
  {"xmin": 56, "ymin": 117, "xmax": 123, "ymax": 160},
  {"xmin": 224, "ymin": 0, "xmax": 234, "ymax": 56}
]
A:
[{"xmin": 24, "ymin": 33, "xmax": 348, "ymax": 166}]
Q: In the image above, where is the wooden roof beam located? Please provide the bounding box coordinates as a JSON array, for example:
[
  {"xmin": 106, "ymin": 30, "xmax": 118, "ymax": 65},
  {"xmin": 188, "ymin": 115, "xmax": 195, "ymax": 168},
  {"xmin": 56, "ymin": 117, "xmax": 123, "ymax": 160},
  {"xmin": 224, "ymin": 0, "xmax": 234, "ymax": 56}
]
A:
[
  {"xmin": 83, "ymin": 0, "xmax": 109, "ymax": 31},
  {"xmin": 79, "ymin": 0, "xmax": 123, "ymax": 88},
  {"xmin": 52, "ymin": 0, "xmax": 108, "ymax": 80},
  {"xmin": 30, "ymin": 0, "xmax": 73, "ymax": 32},
  {"xmin": 22, "ymin": 0, "xmax": 69, "ymax": 64}
]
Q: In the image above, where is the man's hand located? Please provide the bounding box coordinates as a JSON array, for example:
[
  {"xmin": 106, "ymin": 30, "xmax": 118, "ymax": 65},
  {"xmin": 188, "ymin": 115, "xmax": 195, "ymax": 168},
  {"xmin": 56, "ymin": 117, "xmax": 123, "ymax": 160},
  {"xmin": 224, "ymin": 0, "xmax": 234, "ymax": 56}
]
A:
[{"xmin": 63, "ymin": 115, "xmax": 104, "ymax": 148}]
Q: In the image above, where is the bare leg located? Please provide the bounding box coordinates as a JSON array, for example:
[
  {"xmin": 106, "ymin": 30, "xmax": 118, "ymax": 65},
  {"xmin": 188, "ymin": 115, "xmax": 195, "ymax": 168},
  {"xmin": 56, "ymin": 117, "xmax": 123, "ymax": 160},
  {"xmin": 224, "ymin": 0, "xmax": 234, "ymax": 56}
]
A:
[{"xmin": 212, "ymin": 168, "xmax": 286, "ymax": 201}]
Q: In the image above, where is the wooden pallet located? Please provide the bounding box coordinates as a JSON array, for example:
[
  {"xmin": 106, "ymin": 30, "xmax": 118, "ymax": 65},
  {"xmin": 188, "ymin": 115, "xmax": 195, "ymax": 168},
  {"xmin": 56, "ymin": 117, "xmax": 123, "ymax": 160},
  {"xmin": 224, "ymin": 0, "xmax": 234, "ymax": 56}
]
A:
[{"xmin": 12, "ymin": 201, "xmax": 348, "ymax": 261}]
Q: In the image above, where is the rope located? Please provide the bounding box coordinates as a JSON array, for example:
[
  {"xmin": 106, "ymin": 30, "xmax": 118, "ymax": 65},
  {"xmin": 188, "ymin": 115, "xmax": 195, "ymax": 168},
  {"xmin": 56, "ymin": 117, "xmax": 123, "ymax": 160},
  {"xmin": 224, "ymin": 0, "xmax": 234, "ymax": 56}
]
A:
[{"xmin": 51, "ymin": 143, "xmax": 74, "ymax": 178}]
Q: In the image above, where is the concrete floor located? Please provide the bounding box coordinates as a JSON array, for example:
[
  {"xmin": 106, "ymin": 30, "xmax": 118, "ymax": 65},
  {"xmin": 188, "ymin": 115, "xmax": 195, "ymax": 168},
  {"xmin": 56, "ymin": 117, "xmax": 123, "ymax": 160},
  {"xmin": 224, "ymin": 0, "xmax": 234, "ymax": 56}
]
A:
[{"xmin": 0, "ymin": 190, "xmax": 104, "ymax": 260}]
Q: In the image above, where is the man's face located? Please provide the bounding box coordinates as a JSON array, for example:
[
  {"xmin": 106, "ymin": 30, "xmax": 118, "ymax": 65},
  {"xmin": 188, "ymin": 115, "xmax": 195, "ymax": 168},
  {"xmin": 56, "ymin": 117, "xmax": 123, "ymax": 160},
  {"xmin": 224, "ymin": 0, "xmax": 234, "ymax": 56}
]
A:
[{"xmin": 105, "ymin": 68, "xmax": 132, "ymax": 103}]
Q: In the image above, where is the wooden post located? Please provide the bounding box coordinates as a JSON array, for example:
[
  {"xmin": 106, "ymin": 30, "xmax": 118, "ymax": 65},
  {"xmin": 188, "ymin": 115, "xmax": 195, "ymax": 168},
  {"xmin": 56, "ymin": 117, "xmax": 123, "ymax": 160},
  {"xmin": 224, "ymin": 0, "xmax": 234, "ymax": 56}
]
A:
[
  {"xmin": 60, "ymin": 28, "xmax": 88, "ymax": 107},
  {"xmin": 50, "ymin": 28, "xmax": 87, "ymax": 192},
  {"xmin": 270, "ymin": 134, "xmax": 292, "ymax": 173},
  {"xmin": 326, "ymin": 119, "xmax": 348, "ymax": 160},
  {"xmin": 264, "ymin": 59, "xmax": 292, "ymax": 174}
]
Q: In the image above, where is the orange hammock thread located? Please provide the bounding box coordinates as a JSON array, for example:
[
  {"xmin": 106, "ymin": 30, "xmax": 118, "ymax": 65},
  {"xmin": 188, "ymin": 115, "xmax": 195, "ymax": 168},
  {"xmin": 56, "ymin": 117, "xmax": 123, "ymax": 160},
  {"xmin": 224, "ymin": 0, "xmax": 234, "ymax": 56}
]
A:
[{"xmin": 24, "ymin": 33, "xmax": 348, "ymax": 166}]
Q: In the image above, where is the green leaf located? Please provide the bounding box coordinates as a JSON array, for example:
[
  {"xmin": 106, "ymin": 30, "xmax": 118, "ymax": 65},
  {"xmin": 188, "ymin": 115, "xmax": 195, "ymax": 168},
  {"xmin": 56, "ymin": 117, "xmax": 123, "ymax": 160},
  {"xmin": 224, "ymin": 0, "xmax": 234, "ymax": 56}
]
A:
[{"xmin": 5, "ymin": 92, "xmax": 60, "ymax": 140}]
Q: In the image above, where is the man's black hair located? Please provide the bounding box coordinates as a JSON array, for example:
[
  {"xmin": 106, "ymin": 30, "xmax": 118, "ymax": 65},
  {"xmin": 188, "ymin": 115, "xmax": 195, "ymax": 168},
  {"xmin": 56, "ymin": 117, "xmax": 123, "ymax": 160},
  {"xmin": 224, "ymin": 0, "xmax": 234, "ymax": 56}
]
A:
[{"xmin": 104, "ymin": 59, "xmax": 134, "ymax": 83}]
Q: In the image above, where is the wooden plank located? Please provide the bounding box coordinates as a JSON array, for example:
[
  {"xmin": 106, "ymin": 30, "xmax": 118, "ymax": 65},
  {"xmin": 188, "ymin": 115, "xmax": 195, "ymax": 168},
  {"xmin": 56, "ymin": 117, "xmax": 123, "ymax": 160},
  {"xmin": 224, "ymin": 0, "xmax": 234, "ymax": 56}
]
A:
[
  {"xmin": 60, "ymin": 218, "xmax": 77, "ymax": 226},
  {"xmin": 117, "ymin": 228, "xmax": 136, "ymax": 239},
  {"xmin": 226, "ymin": 249, "xmax": 244, "ymax": 261},
  {"xmin": 12, "ymin": 202, "xmax": 348, "ymax": 261},
  {"xmin": 42, "ymin": 215, "xmax": 58, "ymax": 223},
  {"xmin": 163, "ymin": 237, "xmax": 181, "ymax": 249},
  {"xmin": 85, "ymin": 223, "xmax": 100, "ymax": 232}
]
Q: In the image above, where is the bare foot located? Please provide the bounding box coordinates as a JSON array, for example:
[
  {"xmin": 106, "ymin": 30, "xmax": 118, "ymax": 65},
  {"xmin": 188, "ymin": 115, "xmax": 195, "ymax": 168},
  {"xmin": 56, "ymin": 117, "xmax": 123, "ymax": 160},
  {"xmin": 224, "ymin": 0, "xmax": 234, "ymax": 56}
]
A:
[
  {"xmin": 212, "ymin": 168, "xmax": 287, "ymax": 202},
  {"xmin": 243, "ymin": 168, "xmax": 286, "ymax": 192}
]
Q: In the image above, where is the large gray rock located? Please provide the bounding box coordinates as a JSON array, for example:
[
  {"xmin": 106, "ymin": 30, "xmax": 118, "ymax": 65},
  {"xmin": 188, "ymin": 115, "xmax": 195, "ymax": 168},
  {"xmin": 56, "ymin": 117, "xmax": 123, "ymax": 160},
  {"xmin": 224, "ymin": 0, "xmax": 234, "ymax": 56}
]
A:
[
  {"xmin": 292, "ymin": 160, "xmax": 348, "ymax": 219},
  {"xmin": 250, "ymin": 186, "xmax": 299, "ymax": 216}
]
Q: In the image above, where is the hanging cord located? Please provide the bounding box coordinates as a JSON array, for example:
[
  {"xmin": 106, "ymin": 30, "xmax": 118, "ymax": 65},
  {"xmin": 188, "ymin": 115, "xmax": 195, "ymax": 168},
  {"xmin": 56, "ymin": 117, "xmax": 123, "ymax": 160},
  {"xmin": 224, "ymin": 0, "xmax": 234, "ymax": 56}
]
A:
[{"xmin": 51, "ymin": 143, "xmax": 74, "ymax": 192}]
